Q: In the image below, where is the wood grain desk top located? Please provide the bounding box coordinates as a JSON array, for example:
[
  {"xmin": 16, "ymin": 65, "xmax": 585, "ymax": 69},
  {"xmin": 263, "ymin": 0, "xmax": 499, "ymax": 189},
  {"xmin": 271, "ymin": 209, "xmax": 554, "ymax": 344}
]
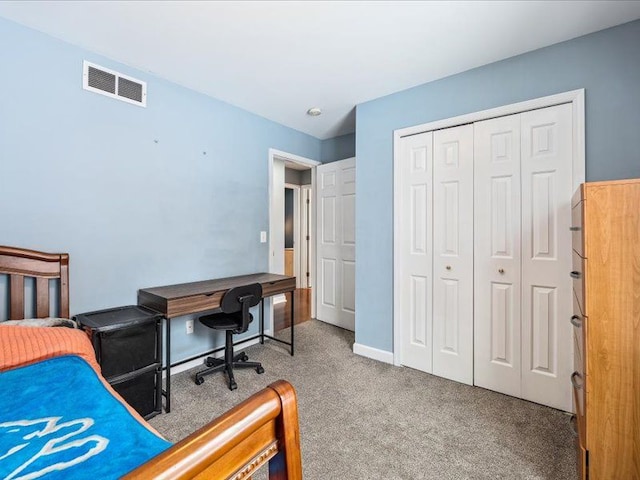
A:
[{"xmin": 138, "ymin": 273, "xmax": 295, "ymax": 318}]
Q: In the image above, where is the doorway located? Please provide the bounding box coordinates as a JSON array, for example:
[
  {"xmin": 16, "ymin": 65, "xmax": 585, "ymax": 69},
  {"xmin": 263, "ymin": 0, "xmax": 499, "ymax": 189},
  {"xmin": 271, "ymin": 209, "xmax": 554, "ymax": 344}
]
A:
[
  {"xmin": 277, "ymin": 181, "xmax": 312, "ymax": 331},
  {"xmin": 268, "ymin": 149, "xmax": 319, "ymax": 334}
]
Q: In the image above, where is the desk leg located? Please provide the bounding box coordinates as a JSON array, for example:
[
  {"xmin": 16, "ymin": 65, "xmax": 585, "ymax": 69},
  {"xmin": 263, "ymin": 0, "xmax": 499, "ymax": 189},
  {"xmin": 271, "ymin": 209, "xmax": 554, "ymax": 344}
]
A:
[
  {"xmin": 290, "ymin": 290, "xmax": 295, "ymax": 356},
  {"xmin": 260, "ymin": 299, "xmax": 265, "ymax": 344},
  {"xmin": 165, "ymin": 318, "xmax": 171, "ymax": 413}
]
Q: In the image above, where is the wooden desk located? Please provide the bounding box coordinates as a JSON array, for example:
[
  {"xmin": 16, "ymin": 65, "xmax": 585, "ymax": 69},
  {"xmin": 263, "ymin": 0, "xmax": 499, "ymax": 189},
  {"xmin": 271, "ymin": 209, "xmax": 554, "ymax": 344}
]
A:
[{"xmin": 138, "ymin": 273, "xmax": 296, "ymax": 412}]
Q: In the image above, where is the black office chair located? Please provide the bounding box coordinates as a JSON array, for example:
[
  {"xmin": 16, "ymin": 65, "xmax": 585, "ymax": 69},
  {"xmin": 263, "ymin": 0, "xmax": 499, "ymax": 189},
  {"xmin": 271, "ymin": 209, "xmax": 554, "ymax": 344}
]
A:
[{"xmin": 194, "ymin": 283, "xmax": 264, "ymax": 390}]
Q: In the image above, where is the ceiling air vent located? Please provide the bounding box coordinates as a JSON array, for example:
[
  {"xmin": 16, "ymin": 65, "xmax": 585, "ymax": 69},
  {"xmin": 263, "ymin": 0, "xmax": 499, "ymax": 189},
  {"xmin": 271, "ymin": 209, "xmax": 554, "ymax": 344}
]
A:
[{"xmin": 83, "ymin": 61, "xmax": 147, "ymax": 107}]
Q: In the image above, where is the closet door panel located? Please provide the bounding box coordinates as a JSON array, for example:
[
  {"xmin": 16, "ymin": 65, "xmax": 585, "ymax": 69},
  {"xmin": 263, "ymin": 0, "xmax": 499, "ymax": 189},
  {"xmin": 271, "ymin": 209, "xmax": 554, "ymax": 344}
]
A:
[
  {"xmin": 474, "ymin": 114, "xmax": 522, "ymax": 397},
  {"xmin": 398, "ymin": 132, "xmax": 434, "ymax": 373},
  {"xmin": 520, "ymin": 103, "xmax": 573, "ymax": 412},
  {"xmin": 433, "ymin": 124, "xmax": 474, "ymax": 385}
]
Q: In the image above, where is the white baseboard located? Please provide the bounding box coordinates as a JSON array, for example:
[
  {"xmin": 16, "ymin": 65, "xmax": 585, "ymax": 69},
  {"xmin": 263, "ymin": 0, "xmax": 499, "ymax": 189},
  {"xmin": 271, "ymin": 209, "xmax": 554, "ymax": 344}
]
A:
[
  {"xmin": 166, "ymin": 337, "xmax": 262, "ymax": 377},
  {"xmin": 353, "ymin": 342, "xmax": 394, "ymax": 364},
  {"xmin": 273, "ymin": 293, "xmax": 287, "ymax": 305}
]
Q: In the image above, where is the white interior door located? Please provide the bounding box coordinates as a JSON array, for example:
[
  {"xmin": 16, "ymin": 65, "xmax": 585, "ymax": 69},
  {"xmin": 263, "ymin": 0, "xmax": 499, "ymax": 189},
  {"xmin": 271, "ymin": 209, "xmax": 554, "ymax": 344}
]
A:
[
  {"xmin": 474, "ymin": 113, "xmax": 522, "ymax": 398},
  {"xmin": 432, "ymin": 124, "xmax": 474, "ymax": 385},
  {"xmin": 398, "ymin": 132, "xmax": 433, "ymax": 373},
  {"xmin": 520, "ymin": 104, "xmax": 573, "ymax": 411},
  {"xmin": 316, "ymin": 157, "xmax": 356, "ymax": 331}
]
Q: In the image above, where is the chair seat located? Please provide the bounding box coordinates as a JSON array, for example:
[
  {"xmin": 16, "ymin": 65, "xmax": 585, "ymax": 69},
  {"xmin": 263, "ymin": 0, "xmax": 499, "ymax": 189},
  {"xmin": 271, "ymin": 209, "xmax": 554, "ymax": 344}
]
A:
[{"xmin": 200, "ymin": 311, "xmax": 253, "ymax": 330}]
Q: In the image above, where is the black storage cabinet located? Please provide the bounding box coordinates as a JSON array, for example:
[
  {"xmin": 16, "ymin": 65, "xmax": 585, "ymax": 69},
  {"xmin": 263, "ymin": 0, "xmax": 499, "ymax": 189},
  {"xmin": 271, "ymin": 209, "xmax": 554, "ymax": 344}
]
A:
[{"xmin": 74, "ymin": 305, "xmax": 163, "ymax": 419}]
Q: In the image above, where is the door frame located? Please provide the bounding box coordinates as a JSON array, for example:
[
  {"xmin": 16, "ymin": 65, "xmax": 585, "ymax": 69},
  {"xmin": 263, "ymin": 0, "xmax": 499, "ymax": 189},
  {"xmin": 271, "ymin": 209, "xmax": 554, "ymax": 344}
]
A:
[
  {"xmin": 392, "ymin": 89, "xmax": 585, "ymax": 367},
  {"xmin": 300, "ymin": 185, "xmax": 313, "ymax": 289},
  {"xmin": 268, "ymin": 148, "xmax": 320, "ymax": 327}
]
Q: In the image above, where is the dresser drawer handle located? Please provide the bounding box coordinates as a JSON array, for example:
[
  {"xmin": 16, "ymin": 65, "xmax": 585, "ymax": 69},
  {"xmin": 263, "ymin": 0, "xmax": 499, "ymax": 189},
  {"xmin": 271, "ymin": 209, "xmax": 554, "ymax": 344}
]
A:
[
  {"xmin": 571, "ymin": 371, "xmax": 583, "ymax": 390},
  {"xmin": 569, "ymin": 415, "xmax": 579, "ymax": 437},
  {"xmin": 569, "ymin": 226, "xmax": 581, "ymax": 232},
  {"xmin": 570, "ymin": 315, "xmax": 583, "ymax": 328},
  {"xmin": 570, "ymin": 271, "xmax": 582, "ymax": 279}
]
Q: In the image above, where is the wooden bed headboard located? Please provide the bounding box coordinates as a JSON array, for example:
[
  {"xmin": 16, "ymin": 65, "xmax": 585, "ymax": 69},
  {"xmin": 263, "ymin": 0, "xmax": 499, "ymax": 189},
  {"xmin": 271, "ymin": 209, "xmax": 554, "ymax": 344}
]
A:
[{"xmin": 0, "ymin": 246, "xmax": 69, "ymax": 320}]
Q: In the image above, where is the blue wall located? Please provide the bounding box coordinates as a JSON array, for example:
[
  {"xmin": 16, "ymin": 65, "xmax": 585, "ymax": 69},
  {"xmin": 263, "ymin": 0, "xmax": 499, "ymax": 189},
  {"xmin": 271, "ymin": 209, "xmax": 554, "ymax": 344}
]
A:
[
  {"xmin": 0, "ymin": 18, "xmax": 321, "ymax": 362},
  {"xmin": 355, "ymin": 20, "xmax": 640, "ymax": 352},
  {"xmin": 321, "ymin": 132, "xmax": 355, "ymax": 163}
]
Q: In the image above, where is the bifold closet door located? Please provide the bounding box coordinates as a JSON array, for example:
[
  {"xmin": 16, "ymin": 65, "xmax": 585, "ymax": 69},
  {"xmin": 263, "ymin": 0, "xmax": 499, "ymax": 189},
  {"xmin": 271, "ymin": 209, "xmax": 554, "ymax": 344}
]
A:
[
  {"xmin": 432, "ymin": 125, "xmax": 474, "ymax": 385},
  {"xmin": 473, "ymin": 113, "xmax": 523, "ymax": 398},
  {"xmin": 520, "ymin": 104, "xmax": 573, "ymax": 412},
  {"xmin": 398, "ymin": 132, "xmax": 433, "ymax": 373},
  {"xmin": 474, "ymin": 104, "xmax": 573, "ymax": 412}
]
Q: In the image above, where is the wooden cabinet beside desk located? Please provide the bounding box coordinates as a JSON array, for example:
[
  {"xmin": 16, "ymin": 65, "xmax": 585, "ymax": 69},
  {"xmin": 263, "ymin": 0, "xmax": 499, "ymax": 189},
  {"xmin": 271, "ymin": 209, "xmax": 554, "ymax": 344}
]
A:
[{"xmin": 571, "ymin": 179, "xmax": 640, "ymax": 480}]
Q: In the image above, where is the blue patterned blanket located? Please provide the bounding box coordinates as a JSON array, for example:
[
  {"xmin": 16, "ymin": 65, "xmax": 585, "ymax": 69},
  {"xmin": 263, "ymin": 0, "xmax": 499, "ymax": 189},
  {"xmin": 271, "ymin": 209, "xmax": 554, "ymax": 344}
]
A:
[{"xmin": 0, "ymin": 355, "xmax": 171, "ymax": 479}]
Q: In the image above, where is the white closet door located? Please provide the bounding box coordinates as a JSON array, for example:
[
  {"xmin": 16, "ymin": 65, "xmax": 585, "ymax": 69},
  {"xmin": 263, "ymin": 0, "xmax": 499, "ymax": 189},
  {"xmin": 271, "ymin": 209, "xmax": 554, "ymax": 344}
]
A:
[
  {"xmin": 520, "ymin": 104, "xmax": 573, "ymax": 411},
  {"xmin": 474, "ymin": 114, "xmax": 522, "ymax": 398},
  {"xmin": 432, "ymin": 125, "xmax": 474, "ymax": 385},
  {"xmin": 316, "ymin": 157, "xmax": 356, "ymax": 331},
  {"xmin": 398, "ymin": 132, "xmax": 433, "ymax": 372}
]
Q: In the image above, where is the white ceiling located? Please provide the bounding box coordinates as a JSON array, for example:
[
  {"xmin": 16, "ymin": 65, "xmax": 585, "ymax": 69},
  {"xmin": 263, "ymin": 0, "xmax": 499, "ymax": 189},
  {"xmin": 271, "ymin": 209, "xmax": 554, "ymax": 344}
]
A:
[{"xmin": 1, "ymin": 1, "xmax": 639, "ymax": 140}]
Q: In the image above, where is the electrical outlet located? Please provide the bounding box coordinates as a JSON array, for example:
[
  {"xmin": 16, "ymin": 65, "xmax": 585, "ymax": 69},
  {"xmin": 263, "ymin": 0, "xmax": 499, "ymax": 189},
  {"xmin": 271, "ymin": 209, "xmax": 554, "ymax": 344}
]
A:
[
  {"xmin": 260, "ymin": 231, "xmax": 267, "ymax": 243},
  {"xmin": 186, "ymin": 319, "xmax": 194, "ymax": 335}
]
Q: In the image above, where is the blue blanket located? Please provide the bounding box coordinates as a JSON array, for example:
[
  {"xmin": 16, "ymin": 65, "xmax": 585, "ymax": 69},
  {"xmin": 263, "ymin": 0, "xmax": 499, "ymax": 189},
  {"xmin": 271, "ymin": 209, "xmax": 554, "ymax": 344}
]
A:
[{"xmin": 0, "ymin": 355, "xmax": 171, "ymax": 479}]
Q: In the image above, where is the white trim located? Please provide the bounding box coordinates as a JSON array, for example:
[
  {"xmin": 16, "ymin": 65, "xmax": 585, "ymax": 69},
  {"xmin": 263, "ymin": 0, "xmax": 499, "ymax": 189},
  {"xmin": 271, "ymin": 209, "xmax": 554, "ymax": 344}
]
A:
[
  {"xmin": 310, "ymin": 167, "xmax": 317, "ymax": 319},
  {"xmin": 300, "ymin": 185, "xmax": 313, "ymax": 289},
  {"xmin": 392, "ymin": 89, "xmax": 586, "ymax": 367},
  {"xmin": 353, "ymin": 343, "xmax": 394, "ymax": 365},
  {"xmin": 268, "ymin": 149, "xmax": 320, "ymax": 323},
  {"xmin": 269, "ymin": 148, "xmax": 321, "ymax": 168},
  {"xmin": 166, "ymin": 337, "xmax": 262, "ymax": 377},
  {"xmin": 273, "ymin": 294, "xmax": 287, "ymax": 305},
  {"xmin": 395, "ymin": 89, "xmax": 585, "ymax": 139},
  {"xmin": 393, "ymin": 129, "xmax": 404, "ymax": 367}
]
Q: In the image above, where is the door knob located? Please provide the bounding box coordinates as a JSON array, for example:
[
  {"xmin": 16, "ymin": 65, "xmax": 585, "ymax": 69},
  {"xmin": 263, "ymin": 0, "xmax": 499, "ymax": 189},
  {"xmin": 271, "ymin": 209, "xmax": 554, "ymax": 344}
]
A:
[
  {"xmin": 570, "ymin": 315, "xmax": 583, "ymax": 328},
  {"xmin": 446, "ymin": 265, "xmax": 451, "ymax": 270},
  {"xmin": 498, "ymin": 268, "xmax": 505, "ymax": 274}
]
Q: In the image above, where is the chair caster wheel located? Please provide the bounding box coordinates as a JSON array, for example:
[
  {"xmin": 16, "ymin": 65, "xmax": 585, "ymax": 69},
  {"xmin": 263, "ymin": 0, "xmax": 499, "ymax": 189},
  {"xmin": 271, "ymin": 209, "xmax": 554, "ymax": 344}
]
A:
[
  {"xmin": 240, "ymin": 353, "xmax": 249, "ymax": 362},
  {"xmin": 195, "ymin": 376, "xmax": 204, "ymax": 385},
  {"xmin": 229, "ymin": 381, "xmax": 238, "ymax": 391},
  {"xmin": 256, "ymin": 366, "xmax": 265, "ymax": 374},
  {"xmin": 206, "ymin": 358, "xmax": 215, "ymax": 367}
]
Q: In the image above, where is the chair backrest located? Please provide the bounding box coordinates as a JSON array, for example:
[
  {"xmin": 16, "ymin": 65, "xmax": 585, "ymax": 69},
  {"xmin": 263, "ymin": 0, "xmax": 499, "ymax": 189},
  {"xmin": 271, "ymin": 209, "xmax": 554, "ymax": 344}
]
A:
[
  {"xmin": 221, "ymin": 283, "xmax": 262, "ymax": 333},
  {"xmin": 221, "ymin": 283, "xmax": 263, "ymax": 313}
]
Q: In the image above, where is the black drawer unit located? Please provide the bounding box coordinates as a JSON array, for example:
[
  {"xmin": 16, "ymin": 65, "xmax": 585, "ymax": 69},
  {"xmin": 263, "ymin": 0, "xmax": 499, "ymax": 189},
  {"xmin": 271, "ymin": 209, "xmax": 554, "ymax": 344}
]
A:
[{"xmin": 75, "ymin": 305, "xmax": 163, "ymax": 419}]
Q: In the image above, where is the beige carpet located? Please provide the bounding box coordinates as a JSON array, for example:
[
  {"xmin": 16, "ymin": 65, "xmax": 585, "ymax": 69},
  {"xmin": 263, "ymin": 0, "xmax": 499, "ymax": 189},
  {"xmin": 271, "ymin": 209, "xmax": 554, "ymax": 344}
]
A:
[{"xmin": 149, "ymin": 320, "xmax": 575, "ymax": 479}]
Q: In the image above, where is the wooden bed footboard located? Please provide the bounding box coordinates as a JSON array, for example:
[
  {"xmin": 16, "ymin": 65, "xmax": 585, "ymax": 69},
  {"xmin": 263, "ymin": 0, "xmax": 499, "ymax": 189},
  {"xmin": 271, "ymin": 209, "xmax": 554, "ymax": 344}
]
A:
[{"xmin": 122, "ymin": 380, "xmax": 302, "ymax": 480}]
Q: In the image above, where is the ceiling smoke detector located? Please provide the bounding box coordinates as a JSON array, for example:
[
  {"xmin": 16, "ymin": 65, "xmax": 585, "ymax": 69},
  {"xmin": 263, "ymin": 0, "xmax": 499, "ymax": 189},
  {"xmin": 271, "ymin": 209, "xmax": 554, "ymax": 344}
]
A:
[{"xmin": 306, "ymin": 107, "xmax": 322, "ymax": 117}]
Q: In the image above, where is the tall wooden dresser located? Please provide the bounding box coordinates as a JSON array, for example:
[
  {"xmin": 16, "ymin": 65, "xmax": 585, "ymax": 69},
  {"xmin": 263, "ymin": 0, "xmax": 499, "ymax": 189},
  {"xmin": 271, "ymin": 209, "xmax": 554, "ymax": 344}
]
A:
[{"xmin": 571, "ymin": 179, "xmax": 640, "ymax": 480}]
